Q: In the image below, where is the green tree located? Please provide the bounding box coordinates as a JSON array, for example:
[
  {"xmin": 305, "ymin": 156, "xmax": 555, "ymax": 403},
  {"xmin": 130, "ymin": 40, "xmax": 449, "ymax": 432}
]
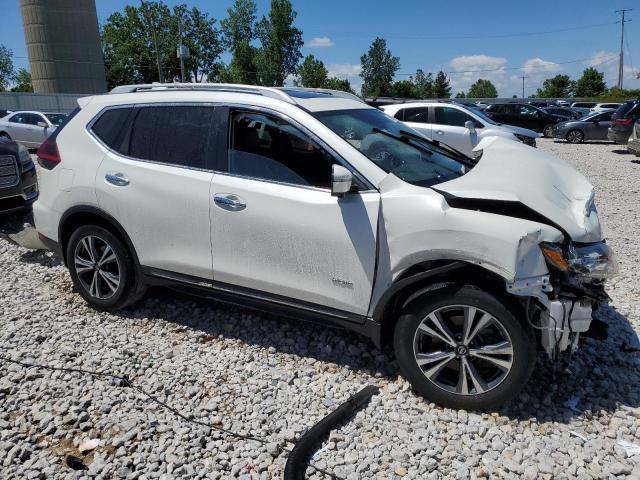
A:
[
  {"xmin": 11, "ymin": 68, "xmax": 32, "ymax": 92},
  {"xmin": 432, "ymin": 71, "xmax": 451, "ymax": 98},
  {"xmin": 323, "ymin": 76, "xmax": 354, "ymax": 93},
  {"xmin": 454, "ymin": 91, "xmax": 466, "ymax": 98},
  {"xmin": 467, "ymin": 78, "xmax": 497, "ymax": 98},
  {"xmin": 535, "ymin": 74, "xmax": 575, "ymax": 98},
  {"xmin": 413, "ymin": 69, "xmax": 433, "ymax": 98},
  {"xmin": 220, "ymin": 0, "xmax": 259, "ymax": 84},
  {"xmin": 575, "ymin": 67, "xmax": 606, "ymax": 97},
  {"xmin": 255, "ymin": 0, "xmax": 303, "ymax": 86},
  {"xmin": 360, "ymin": 37, "xmax": 399, "ymax": 97},
  {"xmin": 0, "ymin": 45, "xmax": 14, "ymax": 91},
  {"xmin": 391, "ymin": 79, "xmax": 418, "ymax": 98},
  {"xmin": 295, "ymin": 54, "xmax": 328, "ymax": 88}
]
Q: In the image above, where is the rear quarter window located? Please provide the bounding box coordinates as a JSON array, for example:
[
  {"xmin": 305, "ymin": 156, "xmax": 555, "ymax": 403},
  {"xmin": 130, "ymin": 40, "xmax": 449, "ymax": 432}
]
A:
[{"xmin": 90, "ymin": 107, "xmax": 133, "ymax": 153}]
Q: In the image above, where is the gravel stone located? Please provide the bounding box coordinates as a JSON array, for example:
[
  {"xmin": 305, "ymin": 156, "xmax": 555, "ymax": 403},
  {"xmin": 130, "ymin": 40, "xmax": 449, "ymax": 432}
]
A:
[{"xmin": 0, "ymin": 141, "xmax": 639, "ymax": 478}]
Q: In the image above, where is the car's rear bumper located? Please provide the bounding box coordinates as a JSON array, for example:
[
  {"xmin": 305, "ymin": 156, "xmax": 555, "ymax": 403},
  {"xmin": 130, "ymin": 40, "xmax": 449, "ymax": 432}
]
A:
[
  {"xmin": 628, "ymin": 138, "xmax": 640, "ymax": 156},
  {"xmin": 608, "ymin": 128, "xmax": 631, "ymax": 144}
]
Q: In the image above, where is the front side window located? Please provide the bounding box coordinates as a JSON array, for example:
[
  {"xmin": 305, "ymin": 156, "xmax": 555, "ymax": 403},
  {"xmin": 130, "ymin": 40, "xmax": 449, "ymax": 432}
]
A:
[
  {"xmin": 228, "ymin": 111, "xmax": 335, "ymax": 189},
  {"xmin": 434, "ymin": 107, "xmax": 479, "ymax": 127},
  {"xmin": 519, "ymin": 105, "xmax": 538, "ymax": 116},
  {"xmin": 45, "ymin": 113, "xmax": 66, "ymax": 126},
  {"xmin": 129, "ymin": 105, "xmax": 215, "ymax": 169},
  {"xmin": 313, "ymin": 108, "xmax": 466, "ymax": 188}
]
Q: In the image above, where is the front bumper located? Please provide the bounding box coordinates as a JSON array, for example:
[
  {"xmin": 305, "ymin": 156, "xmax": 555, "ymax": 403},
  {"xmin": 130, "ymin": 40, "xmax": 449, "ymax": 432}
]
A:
[
  {"xmin": 628, "ymin": 138, "xmax": 640, "ymax": 156},
  {"xmin": 0, "ymin": 164, "xmax": 39, "ymax": 215}
]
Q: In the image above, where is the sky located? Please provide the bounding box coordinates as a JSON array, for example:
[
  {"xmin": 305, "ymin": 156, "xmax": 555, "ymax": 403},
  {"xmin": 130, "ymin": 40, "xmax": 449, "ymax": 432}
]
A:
[{"xmin": 1, "ymin": 0, "xmax": 639, "ymax": 96}]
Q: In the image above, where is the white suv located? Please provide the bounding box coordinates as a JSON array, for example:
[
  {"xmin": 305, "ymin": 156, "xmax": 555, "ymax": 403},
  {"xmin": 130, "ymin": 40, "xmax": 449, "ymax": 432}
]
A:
[
  {"xmin": 381, "ymin": 102, "xmax": 540, "ymax": 157},
  {"xmin": 33, "ymin": 84, "xmax": 617, "ymax": 409}
]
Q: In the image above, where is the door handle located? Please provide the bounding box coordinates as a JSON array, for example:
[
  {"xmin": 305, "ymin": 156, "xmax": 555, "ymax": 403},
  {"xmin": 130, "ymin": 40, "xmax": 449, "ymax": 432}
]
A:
[
  {"xmin": 435, "ymin": 130, "xmax": 445, "ymax": 135},
  {"xmin": 213, "ymin": 193, "xmax": 246, "ymax": 211},
  {"xmin": 105, "ymin": 172, "xmax": 130, "ymax": 187}
]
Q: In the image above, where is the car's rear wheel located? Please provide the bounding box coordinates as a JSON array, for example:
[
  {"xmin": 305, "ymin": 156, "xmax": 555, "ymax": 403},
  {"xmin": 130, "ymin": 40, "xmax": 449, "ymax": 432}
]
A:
[
  {"xmin": 393, "ymin": 285, "xmax": 535, "ymax": 410},
  {"xmin": 0, "ymin": 132, "xmax": 11, "ymax": 140},
  {"xmin": 67, "ymin": 225, "xmax": 145, "ymax": 310},
  {"xmin": 542, "ymin": 124, "xmax": 555, "ymax": 138},
  {"xmin": 566, "ymin": 130, "xmax": 584, "ymax": 143}
]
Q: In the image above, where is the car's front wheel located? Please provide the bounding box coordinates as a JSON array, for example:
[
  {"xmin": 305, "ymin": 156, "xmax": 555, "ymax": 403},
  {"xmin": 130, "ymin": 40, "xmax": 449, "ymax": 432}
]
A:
[
  {"xmin": 394, "ymin": 285, "xmax": 535, "ymax": 410},
  {"xmin": 67, "ymin": 225, "xmax": 145, "ymax": 310},
  {"xmin": 566, "ymin": 129, "xmax": 584, "ymax": 143},
  {"xmin": 542, "ymin": 124, "xmax": 555, "ymax": 138}
]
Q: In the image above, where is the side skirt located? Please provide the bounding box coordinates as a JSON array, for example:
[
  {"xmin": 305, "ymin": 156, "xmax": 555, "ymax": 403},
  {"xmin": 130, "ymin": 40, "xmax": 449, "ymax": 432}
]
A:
[{"xmin": 142, "ymin": 267, "xmax": 383, "ymax": 347}]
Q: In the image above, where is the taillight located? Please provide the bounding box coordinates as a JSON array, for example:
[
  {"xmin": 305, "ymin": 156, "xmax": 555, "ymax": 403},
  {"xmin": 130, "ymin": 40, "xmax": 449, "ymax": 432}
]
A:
[
  {"xmin": 36, "ymin": 138, "xmax": 61, "ymax": 170},
  {"xmin": 615, "ymin": 118, "xmax": 633, "ymax": 126}
]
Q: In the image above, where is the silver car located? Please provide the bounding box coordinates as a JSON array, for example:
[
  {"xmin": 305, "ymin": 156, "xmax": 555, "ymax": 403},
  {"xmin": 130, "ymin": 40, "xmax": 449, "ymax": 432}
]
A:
[
  {"xmin": 0, "ymin": 111, "xmax": 66, "ymax": 148},
  {"xmin": 553, "ymin": 111, "xmax": 614, "ymax": 143}
]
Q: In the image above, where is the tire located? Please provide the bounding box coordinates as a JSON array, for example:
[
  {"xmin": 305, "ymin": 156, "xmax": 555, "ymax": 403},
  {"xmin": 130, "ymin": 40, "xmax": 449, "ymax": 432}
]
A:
[
  {"xmin": 393, "ymin": 285, "xmax": 535, "ymax": 410},
  {"xmin": 542, "ymin": 124, "xmax": 555, "ymax": 138},
  {"xmin": 67, "ymin": 225, "xmax": 146, "ymax": 310},
  {"xmin": 565, "ymin": 129, "xmax": 584, "ymax": 144},
  {"xmin": 0, "ymin": 132, "xmax": 11, "ymax": 140}
]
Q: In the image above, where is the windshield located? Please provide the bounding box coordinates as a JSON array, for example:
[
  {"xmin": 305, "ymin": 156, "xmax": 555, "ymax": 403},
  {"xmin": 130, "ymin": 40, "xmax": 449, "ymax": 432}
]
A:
[
  {"xmin": 470, "ymin": 108, "xmax": 499, "ymax": 125},
  {"xmin": 45, "ymin": 113, "xmax": 66, "ymax": 126},
  {"xmin": 313, "ymin": 108, "xmax": 466, "ymax": 188}
]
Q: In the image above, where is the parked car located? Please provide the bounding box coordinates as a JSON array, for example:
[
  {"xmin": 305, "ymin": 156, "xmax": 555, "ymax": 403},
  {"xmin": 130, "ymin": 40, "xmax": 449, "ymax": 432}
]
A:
[
  {"xmin": 484, "ymin": 103, "xmax": 566, "ymax": 137},
  {"xmin": 528, "ymin": 101, "xmax": 552, "ymax": 108},
  {"xmin": 543, "ymin": 107, "xmax": 581, "ymax": 120},
  {"xmin": 552, "ymin": 111, "xmax": 614, "ymax": 143},
  {"xmin": 32, "ymin": 83, "xmax": 616, "ymax": 409},
  {"xmin": 555, "ymin": 100, "xmax": 570, "ymax": 107},
  {"xmin": 627, "ymin": 119, "xmax": 640, "ymax": 156},
  {"xmin": 590, "ymin": 103, "xmax": 621, "ymax": 113},
  {"xmin": 0, "ymin": 137, "xmax": 38, "ymax": 214},
  {"xmin": 381, "ymin": 101, "xmax": 540, "ymax": 156},
  {"xmin": 608, "ymin": 99, "xmax": 640, "ymax": 145},
  {"xmin": 0, "ymin": 111, "xmax": 67, "ymax": 148},
  {"xmin": 571, "ymin": 102, "xmax": 598, "ymax": 116},
  {"xmin": 0, "ymin": 109, "xmax": 12, "ymax": 119}
]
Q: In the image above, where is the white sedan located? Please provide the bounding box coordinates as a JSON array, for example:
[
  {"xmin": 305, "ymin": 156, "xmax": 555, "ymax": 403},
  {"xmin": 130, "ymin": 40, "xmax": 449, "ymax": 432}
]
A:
[
  {"xmin": 381, "ymin": 102, "xmax": 540, "ymax": 157},
  {"xmin": 0, "ymin": 111, "xmax": 67, "ymax": 148}
]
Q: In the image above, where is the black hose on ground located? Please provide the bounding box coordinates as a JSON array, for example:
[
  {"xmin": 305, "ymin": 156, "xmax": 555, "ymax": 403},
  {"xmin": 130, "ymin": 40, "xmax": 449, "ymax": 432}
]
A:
[{"xmin": 284, "ymin": 385, "xmax": 380, "ymax": 480}]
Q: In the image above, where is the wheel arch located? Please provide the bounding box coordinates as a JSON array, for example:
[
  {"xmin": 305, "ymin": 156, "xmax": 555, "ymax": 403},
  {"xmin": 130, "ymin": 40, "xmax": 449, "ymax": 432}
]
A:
[
  {"xmin": 372, "ymin": 260, "xmax": 520, "ymax": 347},
  {"xmin": 59, "ymin": 206, "xmax": 140, "ymax": 271}
]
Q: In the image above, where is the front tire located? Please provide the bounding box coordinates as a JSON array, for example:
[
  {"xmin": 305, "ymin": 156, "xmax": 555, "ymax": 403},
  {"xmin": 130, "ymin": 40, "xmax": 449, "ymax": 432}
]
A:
[
  {"xmin": 0, "ymin": 132, "xmax": 11, "ymax": 140},
  {"xmin": 393, "ymin": 285, "xmax": 535, "ymax": 410},
  {"xmin": 566, "ymin": 129, "xmax": 584, "ymax": 143},
  {"xmin": 67, "ymin": 225, "xmax": 145, "ymax": 310},
  {"xmin": 542, "ymin": 124, "xmax": 555, "ymax": 138}
]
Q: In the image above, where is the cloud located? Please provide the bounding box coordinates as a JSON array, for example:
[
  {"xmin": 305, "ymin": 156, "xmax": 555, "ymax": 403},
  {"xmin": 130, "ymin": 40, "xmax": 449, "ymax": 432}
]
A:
[
  {"xmin": 521, "ymin": 58, "xmax": 560, "ymax": 74},
  {"xmin": 327, "ymin": 63, "xmax": 361, "ymax": 78},
  {"xmin": 307, "ymin": 37, "xmax": 335, "ymax": 47},
  {"xmin": 447, "ymin": 55, "xmax": 509, "ymax": 95},
  {"xmin": 585, "ymin": 51, "xmax": 618, "ymax": 68}
]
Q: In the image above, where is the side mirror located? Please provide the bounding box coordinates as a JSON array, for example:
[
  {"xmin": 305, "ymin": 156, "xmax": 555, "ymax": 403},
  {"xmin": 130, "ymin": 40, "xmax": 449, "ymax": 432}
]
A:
[
  {"xmin": 331, "ymin": 164, "xmax": 353, "ymax": 197},
  {"xmin": 37, "ymin": 122, "xmax": 48, "ymax": 128},
  {"xmin": 464, "ymin": 120, "xmax": 476, "ymax": 133}
]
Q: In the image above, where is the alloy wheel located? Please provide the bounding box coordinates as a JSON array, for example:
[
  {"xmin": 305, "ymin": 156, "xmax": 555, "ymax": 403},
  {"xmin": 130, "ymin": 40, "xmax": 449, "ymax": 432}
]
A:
[
  {"xmin": 543, "ymin": 125, "xmax": 554, "ymax": 137},
  {"xmin": 566, "ymin": 130, "xmax": 584, "ymax": 143},
  {"xmin": 412, "ymin": 305, "xmax": 514, "ymax": 395},
  {"xmin": 73, "ymin": 235, "xmax": 121, "ymax": 300}
]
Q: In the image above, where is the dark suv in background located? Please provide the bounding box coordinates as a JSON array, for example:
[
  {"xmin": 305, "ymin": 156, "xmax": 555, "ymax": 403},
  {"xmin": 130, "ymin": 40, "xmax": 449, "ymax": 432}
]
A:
[
  {"xmin": 0, "ymin": 137, "xmax": 38, "ymax": 214},
  {"xmin": 608, "ymin": 99, "xmax": 640, "ymax": 145},
  {"xmin": 484, "ymin": 103, "xmax": 567, "ymax": 137}
]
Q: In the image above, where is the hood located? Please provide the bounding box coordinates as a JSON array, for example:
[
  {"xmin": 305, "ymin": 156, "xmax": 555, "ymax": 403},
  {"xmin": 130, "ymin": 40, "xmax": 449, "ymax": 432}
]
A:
[
  {"xmin": 495, "ymin": 123, "xmax": 542, "ymax": 138},
  {"xmin": 436, "ymin": 136, "xmax": 601, "ymax": 242}
]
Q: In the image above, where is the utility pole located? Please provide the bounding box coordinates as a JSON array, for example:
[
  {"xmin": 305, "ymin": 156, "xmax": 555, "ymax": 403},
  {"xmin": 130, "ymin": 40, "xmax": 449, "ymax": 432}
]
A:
[
  {"xmin": 178, "ymin": 15, "xmax": 185, "ymax": 83},
  {"xmin": 521, "ymin": 75, "xmax": 526, "ymax": 99},
  {"xmin": 615, "ymin": 8, "xmax": 632, "ymax": 89},
  {"xmin": 141, "ymin": 0, "xmax": 163, "ymax": 83}
]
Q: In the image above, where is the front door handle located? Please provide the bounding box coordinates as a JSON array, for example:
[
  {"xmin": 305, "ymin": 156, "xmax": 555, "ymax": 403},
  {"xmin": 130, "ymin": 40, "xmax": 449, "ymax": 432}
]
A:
[
  {"xmin": 213, "ymin": 193, "xmax": 246, "ymax": 211},
  {"xmin": 435, "ymin": 130, "xmax": 445, "ymax": 135},
  {"xmin": 105, "ymin": 172, "xmax": 129, "ymax": 187}
]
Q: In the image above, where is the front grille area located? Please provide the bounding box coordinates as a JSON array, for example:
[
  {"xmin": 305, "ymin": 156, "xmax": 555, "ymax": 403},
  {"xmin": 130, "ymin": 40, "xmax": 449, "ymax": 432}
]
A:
[{"xmin": 0, "ymin": 155, "xmax": 18, "ymax": 188}]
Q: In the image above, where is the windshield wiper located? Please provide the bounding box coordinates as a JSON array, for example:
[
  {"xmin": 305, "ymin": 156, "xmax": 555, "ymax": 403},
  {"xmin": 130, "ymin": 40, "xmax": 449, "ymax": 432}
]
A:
[
  {"xmin": 371, "ymin": 127, "xmax": 432, "ymax": 155},
  {"xmin": 397, "ymin": 129, "xmax": 476, "ymax": 168}
]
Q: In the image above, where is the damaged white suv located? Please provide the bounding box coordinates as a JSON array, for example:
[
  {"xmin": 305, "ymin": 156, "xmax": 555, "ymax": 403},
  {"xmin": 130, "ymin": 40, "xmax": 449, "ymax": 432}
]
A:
[{"xmin": 32, "ymin": 84, "xmax": 617, "ymax": 409}]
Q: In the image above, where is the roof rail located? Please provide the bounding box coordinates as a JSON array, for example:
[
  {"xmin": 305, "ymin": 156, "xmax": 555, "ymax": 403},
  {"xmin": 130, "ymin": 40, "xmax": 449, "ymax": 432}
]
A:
[
  {"xmin": 277, "ymin": 87, "xmax": 365, "ymax": 103},
  {"xmin": 109, "ymin": 83, "xmax": 296, "ymax": 104}
]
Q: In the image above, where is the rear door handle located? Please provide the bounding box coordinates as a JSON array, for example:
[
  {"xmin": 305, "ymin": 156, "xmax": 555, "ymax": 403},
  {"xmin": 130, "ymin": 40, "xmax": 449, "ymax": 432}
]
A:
[
  {"xmin": 213, "ymin": 193, "xmax": 246, "ymax": 211},
  {"xmin": 105, "ymin": 172, "xmax": 129, "ymax": 187}
]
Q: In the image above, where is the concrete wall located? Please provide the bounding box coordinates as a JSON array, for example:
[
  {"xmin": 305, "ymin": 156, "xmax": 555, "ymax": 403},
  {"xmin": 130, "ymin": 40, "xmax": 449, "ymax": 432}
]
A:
[
  {"xmin": 20, "ymin": 0, "xmax": 107, "ymax": 94},
  {"xmin": 0, "ymin": 92, "xmax": 82, "ymax": 113}
]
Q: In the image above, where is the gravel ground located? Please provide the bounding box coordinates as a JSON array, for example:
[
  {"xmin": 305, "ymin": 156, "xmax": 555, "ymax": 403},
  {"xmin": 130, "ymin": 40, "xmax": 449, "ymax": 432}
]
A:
[{"xmin": 1, "ymin": 139, "xmax": 639, "ymax": 479}]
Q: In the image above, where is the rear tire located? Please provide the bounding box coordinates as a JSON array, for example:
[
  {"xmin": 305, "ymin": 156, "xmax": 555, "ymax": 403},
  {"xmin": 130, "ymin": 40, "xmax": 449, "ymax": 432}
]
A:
[
  {"xmin": 0, "ymin": 132, "xmax": 11, "ymax": 140},
  {"xmin": 67, "ymin": 225, "xmax": 146, "ymax": 310},
  {"xmin": 566, "ymin": 130, "xmax": 584, "ymax": 143},
  {"xmin": 542, "ymin": 124, "xmax": 555, "ymax": 138},
  {"xmin": 393, "ymin": 285, "xmax": 535, "ymax": 410}
]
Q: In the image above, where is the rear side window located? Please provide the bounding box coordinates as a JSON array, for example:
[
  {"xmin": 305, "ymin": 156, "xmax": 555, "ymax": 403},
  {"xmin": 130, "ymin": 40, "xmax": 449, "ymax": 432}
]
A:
[
  {"xmin": 91, "ymin": 107, "xmax": 133, "ymax": 153},
  {"xmin": 128, "ymin": 106, "xmax": 216, "ymax": 169},
  {"xmin": 402, "ymin": 107, "xmax": 429, "ymax": 123}
]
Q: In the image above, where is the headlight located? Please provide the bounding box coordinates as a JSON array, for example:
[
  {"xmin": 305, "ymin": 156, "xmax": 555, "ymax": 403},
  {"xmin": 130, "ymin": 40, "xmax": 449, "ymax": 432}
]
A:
[{"xmin": 540, "ymin": 242, "xmax": 619, "ymax": 279}]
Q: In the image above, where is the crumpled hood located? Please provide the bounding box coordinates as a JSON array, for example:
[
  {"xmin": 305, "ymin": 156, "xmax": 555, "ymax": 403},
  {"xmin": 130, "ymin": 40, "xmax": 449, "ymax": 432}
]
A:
[{"xmin": 436, "ymin": 136, "xmax": 602, "ymax": 242}]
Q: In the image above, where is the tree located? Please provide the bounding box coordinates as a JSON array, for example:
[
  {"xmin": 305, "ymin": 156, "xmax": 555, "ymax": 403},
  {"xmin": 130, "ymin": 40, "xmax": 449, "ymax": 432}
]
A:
[
  {"xmin": 432, "ymin": 71, "xmax": 451, "ymax": 98},
  {"xmin": 575, "ymin": 67, "xmax": 606, "ymax": 97},
  {"xmin": 296, "ymin": 54, "xmax": 328, "ymax": 88},
  {"xmin": 102, "ymin": 2, "xmax": 224, "ymax": 89},
  {"xmin": 454, "ymin": 91, "xmax": 466, "ymax": 98},
  {"xmin": 323, "ymin": 76, "xmax": 354, "ymax": 93},
  {"xmin": 11, "ymin": 68, "xmax": 32, "ymax": 92},
  {"xmin": 391, "ymin": 80, "xmax": 418, "ymax": 98},
  {"xmin": 220, "ymin": 0, "xmax": 259, "ymax": 84},
  {"xmin": 255, "ymin": 0, "xmax": 303, "ymax": 86},
  {"xmin": 360, "ymin": 37, "xmax": 399, "ymax": 97},
  {"xmin": 467, "ymin": 78, "xmax": 497, "ymax": 98},
  {"xmin": 413, "ymin": 69, "xmax": 433, "ymax": 98},
  {"xmin": 0, "ymin": 45, "xmax": 14, "ymax": 91},
  {"xmin": 535, "ymin": 74, "xmax": 575, "ymax": 98}
]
